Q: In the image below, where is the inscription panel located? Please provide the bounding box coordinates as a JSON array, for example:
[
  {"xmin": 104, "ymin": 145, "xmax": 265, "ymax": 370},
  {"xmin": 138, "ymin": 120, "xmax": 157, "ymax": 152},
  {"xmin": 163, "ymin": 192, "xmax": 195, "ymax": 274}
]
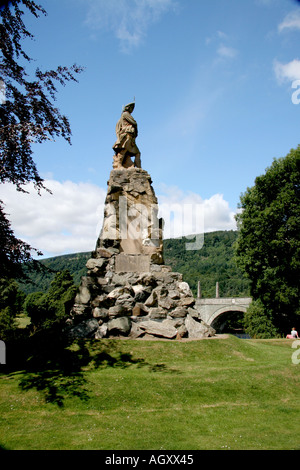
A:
[{"xmin": 115, "ymin": 254, "xmax": 150, "ymax": 273}]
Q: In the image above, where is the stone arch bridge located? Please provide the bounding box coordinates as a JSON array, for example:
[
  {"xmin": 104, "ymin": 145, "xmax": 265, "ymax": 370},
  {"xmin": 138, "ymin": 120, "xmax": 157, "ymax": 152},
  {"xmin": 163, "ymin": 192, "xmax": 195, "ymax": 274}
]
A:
[{"xmin": 195, "ymin": 297, "xmax": 252, "ymax": 328}]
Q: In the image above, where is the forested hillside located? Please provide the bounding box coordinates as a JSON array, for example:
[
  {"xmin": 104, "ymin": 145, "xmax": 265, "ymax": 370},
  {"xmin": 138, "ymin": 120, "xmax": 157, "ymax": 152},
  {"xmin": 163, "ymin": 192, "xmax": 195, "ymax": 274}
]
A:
[
  {"xmin": 21, "ymin": 252, "xmax": 90, "ymax": 295},
  {"xmin": 164, "ymin": 231, "xmax": 250, "ymax": 297},
  {"xmin": 21, "ymin": 231, "xmax": 250, "ymax": 298}
]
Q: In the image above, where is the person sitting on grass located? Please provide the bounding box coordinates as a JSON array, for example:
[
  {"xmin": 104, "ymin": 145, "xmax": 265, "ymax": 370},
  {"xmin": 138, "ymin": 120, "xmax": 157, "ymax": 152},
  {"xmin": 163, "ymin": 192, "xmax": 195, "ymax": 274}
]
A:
[{"xmin": 286, "ymin": 327, "xmax": 299, "ymax": 339}]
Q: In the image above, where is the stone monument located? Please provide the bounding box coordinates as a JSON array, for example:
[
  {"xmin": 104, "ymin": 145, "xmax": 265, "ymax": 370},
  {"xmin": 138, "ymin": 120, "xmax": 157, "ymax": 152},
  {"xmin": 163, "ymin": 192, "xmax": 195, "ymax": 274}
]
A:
[{"xmin": 67, "ymin": 103, "xmax": 215, "ymax": 340}]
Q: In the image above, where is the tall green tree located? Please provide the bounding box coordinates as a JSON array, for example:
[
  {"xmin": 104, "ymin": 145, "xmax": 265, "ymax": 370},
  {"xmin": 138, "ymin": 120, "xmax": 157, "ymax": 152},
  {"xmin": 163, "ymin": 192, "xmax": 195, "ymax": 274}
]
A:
[
  {"xmin": 0, "ymin": 276, "xmax": 25, "ymax": 341},
  {"xmin": 24, "ymin": 270, "xmax": 77, "ymax": 331},
  {"xmin": 0, "ymin": 0, "xmax": 83, "ymax": 278},
  {"xmin": 235, "ymin": 146, "xmax": 300, "ymax": 335},
  {"xmin": 0, "ymin": 199, "xmax": 43, "ymax": 278}
]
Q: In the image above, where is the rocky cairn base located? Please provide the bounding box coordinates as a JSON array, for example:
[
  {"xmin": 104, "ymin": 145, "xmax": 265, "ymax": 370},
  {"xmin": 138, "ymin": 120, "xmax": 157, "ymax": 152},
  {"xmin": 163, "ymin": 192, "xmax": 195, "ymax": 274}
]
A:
[
  {"xmin": 68, "ymin": 262, "xmax": 215, "ymax": 340},
  {"xmin": 67, "ymin": 169, "xmax": 215, "ymax": 340}
]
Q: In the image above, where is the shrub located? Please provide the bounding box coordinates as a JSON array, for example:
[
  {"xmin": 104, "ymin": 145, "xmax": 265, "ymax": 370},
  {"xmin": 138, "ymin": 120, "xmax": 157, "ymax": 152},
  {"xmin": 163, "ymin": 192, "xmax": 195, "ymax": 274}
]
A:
[
  {"xmin": 244, "ymin": 299, "xmax": 279, "ymax": 338},
  {"xmin": 24, "ymin": 270, "xmax": 77, "ymax": 332}
]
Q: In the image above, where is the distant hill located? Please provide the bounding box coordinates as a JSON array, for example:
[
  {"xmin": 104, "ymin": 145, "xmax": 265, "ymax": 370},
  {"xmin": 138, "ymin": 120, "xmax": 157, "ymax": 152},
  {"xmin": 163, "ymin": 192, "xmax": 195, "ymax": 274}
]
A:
[
  {"xmin": 20, "ymin": 230, "xmax": 250, "ymax": 298},
  {"xmin": 21, "ymin": 252, "xmax": 90, "ymax": 295},
  {"xmin": 163, "ymin": 230, "xmax": 250, "ymax": 298}
]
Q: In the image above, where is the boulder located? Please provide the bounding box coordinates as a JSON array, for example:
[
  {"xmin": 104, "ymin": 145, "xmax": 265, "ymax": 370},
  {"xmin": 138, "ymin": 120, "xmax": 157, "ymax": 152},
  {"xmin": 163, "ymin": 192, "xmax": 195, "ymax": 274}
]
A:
[
  {"xmin": 107, "ymin": 286, "xmax": 134, "ymax": 300},
  {"xmin": 92, "ymin": 307, "xmax": 109, "ymax": 319},
  {"xmin": 115, "ymin": 293, "xmax": 135, "ymax": 310},
  {"xmin": 95, "ymin": 248, "xmax": 116, "ymax": 258},
  {"xmin": 107, "ymin": 316, "xmax": 132, "ymax": 336},
  {"xmin": 128, "ymin": 321, "xmax": 145, "ymax": 339},
  {"xmin": 148, "ymin": 307, "xmax": 168, "ymax": 320},
  {"xmin": 169, "ymin": 307, "xmax": 188, "ymax": 318},
  {"xmin": 108, "ymin": 304, "xmax": 128, "ymax": 318},
  {"xmin": 162, "ymin": 318, "xmax": 184, "ymax": 329},
  {"xmin": 177, "ymin": 281, "xmax": 193, "ymax": 297},
  {"xmin": 70, "ymin": 303, "xmax": 90, "ymax": 317},
  {"xmin": 168, "ymin": 289, "xmax": 180, "ymax": 300},
  {"xmin": 132, "ymin": 303, "xmax": 149, "ymax": 316},
  {"xmin": 158, "ymin": 296, "xmax": 177, "ymax": 310},
  {"xmin": 86, "ymin": 258, "xmax": 107, "ymax": 271},
  {"xmin": 187, "ymin": 307, "xmax": 199, "ymax": 318},
  {"xmin": 176, "ymin": 323, "xmax": 188, "ymax": 339},
  {"xmin": 91, "ymin": 294, "xmax": 114, "ymax": 309},
  {"xmin": 95, "ymin": 323, "xmax": 108, "ymax": 339},
  {"xmin": 137, "ymin": 273, "xmax": 157, "ymax": 287},
  {"xmin": 178, "ymin": 296, "xmax": 195, "ymax": 307},
  {"xmin": 138, "ymin": 320, "xmax": 177, "ymax": 339},
  {"xmin": 185, "ymin": 314, "xmax": 216, "ymax": 339},
  {"xmin": 132, "ymin": 284, "xmax": 152, "ymax": 302},
  {"xmin": 144, "ymin": 289, "xmax": 158, "ymax": 307},
  {"xmin": 75, "ymin": 282, "xmax": 91, "ymax": 305},
  {"xmin": 153, "ymin": 272, "xmax": 183, "ymax": 286},
  {"xmin": 69, "ymin": 318, "xmax": 99, "ymax": 338},
  {"xmin": 111, "ymin": 272, "xmax": 139, "ymax": 286}
]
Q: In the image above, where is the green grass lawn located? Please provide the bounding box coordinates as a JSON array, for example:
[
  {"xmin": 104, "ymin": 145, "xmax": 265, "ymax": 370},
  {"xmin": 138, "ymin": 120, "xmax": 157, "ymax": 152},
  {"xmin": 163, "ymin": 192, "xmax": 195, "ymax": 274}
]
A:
[{"xmin": 0, "ymin": 335, "xmax": 299, "ymax": 450}]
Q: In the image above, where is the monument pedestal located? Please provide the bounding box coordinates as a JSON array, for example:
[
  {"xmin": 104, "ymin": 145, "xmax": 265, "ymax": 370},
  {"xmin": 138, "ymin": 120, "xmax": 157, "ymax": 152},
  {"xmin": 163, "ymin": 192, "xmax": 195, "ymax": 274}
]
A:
[{"xmin": 68, "ymin": 169, "xmax": 215, "ymax": 340}]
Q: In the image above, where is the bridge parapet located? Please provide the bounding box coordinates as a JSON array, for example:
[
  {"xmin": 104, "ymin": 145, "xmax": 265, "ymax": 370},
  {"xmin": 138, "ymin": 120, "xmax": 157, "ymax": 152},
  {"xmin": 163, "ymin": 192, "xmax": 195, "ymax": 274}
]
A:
[{"xmin": 195, "ymin": 297, "xmax": 252, "ymax": 326}]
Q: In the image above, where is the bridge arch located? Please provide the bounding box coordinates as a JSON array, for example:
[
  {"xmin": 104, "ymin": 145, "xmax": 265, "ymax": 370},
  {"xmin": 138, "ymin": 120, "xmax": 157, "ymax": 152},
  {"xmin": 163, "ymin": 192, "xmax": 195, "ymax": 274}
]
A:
[
  {"xmin": 195, "ymin": 297, "xmax": 252, "ymax": 327},
  {"xmin": 209, "ymin": 305, "xmax": 248, "ymax": 327}
]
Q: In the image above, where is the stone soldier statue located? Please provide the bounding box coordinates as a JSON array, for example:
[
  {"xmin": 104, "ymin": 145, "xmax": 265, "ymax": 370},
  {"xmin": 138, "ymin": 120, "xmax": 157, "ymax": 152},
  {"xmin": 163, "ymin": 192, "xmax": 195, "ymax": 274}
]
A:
[{"xmin": 112, "ymin": 102, "xmax": 141, "ymax": 169}]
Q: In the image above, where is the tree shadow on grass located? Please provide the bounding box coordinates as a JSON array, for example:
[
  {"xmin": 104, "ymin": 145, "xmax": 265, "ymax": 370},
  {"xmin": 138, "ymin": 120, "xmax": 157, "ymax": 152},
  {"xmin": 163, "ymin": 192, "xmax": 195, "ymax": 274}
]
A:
[{"xmin": 5, "ymin": 329, "xmax": 176, "ymax": 407}]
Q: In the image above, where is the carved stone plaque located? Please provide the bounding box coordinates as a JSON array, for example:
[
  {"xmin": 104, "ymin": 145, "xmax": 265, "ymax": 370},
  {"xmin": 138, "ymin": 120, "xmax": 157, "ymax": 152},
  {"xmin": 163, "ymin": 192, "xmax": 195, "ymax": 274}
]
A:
[{"xmin": 115, "ymin": 253, "xmax": 150, "ymax": 273}]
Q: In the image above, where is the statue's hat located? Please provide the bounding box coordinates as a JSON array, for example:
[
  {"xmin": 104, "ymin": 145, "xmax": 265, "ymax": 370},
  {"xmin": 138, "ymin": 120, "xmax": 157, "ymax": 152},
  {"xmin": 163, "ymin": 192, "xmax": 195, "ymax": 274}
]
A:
[{"xmin": 123, "ymin": 102, "xmax": 135, "ymax": 111}]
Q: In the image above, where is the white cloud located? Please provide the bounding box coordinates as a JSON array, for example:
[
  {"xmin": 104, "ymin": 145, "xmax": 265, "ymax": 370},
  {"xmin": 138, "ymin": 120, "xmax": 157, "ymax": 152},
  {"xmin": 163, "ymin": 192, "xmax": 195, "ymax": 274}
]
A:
[
  {"xmin": 83, "ymin": 0, "xmax": 177, "ymax": 52},
  {"xmin": 217, "ymin": 31, "xmax": 228, "ymax": 39},
  {"xmin": 274, "ymin": 58, "xmax": 300, "ymax": 83},
  {"xmin": 157, "ymin": 185, "xmax": 237, "ymax": 239},
  {"xmin": 0, "ymin": 180, "xmax": 106, "ymax": 258},
  {"xmin": 205, "ymin": 31, "xmax": 238, "ymax": 61},
  {"xmin": 217, "ymin": 44, "xmax": 238, "ymax": 60},
  {"xmin": 279, "ymin": 10, "xmax": 300, "ymax": 32},
  {"xmin": 0, "ymin": 180, "xmax": 237, "ymax": 259}
]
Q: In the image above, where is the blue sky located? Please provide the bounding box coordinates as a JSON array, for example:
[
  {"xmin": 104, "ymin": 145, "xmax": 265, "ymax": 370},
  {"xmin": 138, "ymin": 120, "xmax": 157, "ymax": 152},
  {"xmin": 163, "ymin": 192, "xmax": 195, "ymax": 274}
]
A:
[{"xmin": 1, "ymin": 0, "xmax": 300, "ymax": 257}]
